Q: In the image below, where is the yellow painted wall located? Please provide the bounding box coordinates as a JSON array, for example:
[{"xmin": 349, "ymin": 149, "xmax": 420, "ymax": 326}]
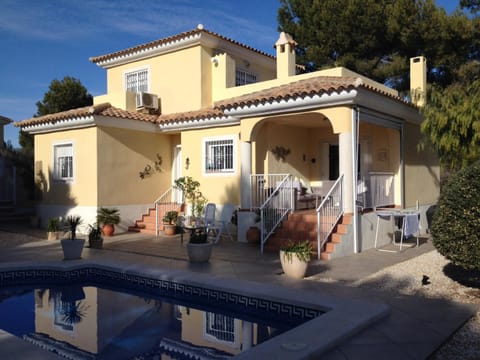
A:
[
  {"xmin": 97, "ymin": 127, "xmax": 172, "ymax": 205},
  {"xmin": 104, "ymin": 46, "xmax": 208, "ymax": 114},
  {"xmin": 180, "ymin": 125, "xmax": 241, "ymax": 205},
  {"xmin": 34, "ymin": 127, "xmax": 98, "ymax": 206},
  {"xmin": 404, "ymin": 122, "xmax": 440, "ymax": 207}
]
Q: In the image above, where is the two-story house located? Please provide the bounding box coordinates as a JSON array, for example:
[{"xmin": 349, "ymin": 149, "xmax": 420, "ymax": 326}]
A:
[{"xmin": 15, "ymin": 25, "xmax": 439, "ymax": 259}]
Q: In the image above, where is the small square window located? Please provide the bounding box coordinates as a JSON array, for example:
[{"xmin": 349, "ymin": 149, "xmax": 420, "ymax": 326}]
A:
[
  {"xmin": 204, "ymin": 137, "xmax": 235, "ymax": 174},
  {"xmin": 54, "ymin": 143, "xmax": 73, "ymax": 181}
]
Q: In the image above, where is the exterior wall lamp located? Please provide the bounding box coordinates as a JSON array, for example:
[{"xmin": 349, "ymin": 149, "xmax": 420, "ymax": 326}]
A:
[{"xmin": 185, "ymin": 157, "xmax": 190, "ymax": 170}]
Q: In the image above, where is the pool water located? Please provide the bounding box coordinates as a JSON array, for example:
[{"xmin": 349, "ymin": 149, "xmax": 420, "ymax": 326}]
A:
[{"xmin": 0, "ymin": 284, "xmax": 310, "ymax": 359}]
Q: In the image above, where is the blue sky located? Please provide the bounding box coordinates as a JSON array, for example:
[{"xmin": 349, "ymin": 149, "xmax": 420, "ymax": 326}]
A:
[{"xmin": 0, "ymin": 0, "xmax": 459, "ymax": 148}]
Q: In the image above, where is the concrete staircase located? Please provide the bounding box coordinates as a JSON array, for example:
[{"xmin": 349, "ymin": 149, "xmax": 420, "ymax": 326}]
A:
[
  {"xmin": 128, "ymin": 204, "xmax": 183, "ymax": 235},
  {"xmin": 263, "ymin": 210, "xmax": 352, "ymax": 260}
]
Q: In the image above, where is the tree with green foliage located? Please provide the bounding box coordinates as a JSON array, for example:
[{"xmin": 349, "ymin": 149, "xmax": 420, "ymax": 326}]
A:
[
  {"xmin": 278, "ymin": 0, "xmax": 477, "ymax": 91},
  {"xmin": 431, "ymin": 161, "xmax": 480, "ymax": 271},
  {"xmin": 19, "ymin": 76, "xmax": 93, "ymax": 155},
  {"xmin": 421, "ymin": 62, "xmax": 480, "ymax": 172}
]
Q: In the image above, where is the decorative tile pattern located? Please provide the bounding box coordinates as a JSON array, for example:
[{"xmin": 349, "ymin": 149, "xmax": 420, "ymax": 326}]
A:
[{"xmin": 0, "ymin": 267, "xmax": 324, "ymax": 325}]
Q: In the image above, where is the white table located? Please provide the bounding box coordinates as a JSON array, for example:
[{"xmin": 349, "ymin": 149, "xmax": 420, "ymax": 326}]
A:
[{"xmin": 374, "ymin": 209, "xmax": 420, "ymax": 252}]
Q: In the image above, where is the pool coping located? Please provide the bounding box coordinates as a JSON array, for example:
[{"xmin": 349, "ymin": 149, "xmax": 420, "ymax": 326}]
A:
[{"xmin": 0, "ymin": 259, "xmax": 390, "ymax": 359}]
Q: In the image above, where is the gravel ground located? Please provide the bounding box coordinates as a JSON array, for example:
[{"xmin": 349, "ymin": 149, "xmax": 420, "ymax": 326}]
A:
[
  {"xmin": 354, "ymin": 250, "xmax": 480, "ymax": 360},
  {"xmin": 0, "ymin": 230, "xmax": 478, "ymax": 359}
]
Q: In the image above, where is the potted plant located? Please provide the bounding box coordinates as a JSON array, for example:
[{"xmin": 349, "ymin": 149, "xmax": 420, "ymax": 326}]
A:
[
  {"xmin": 97, "ymin": 207, "xmax": 121, "ymax": 236},
  {"xmin": 186, "ymin": 227, "xmax": 213, "ymax": 263},
  {"xmin": 280, "ymin": 240, "xmax": 313, "ymax": 279},
  {"xmin": 162, "ymin": 210, "xmax": 178, "ymax": 236},
  {"xmin": 47, "ymin": 217, "xmax": 61, "ymax": 241},
  {"xmin": 61, "ymin": 215, "xmax": 85, "ymax": 260},
  {"xmin": 88, "ymin": 224, "xmax": 103, "ymax": 249},
  {"xmin": 174, "ymin": 176, "xmax": 204, "ymax": 224}
]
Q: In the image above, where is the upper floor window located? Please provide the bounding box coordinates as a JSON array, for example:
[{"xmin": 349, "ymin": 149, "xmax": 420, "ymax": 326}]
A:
[
  {"xmin": 235, "ymin": 69, "xmax": 257, "ymax": 86},
  {"xmin": 203, "ymin": 136, "xmax": 236, "ymax": 174},
  {"xmin": 125, "ymin": 68, "xmax": 149, "ymax": 93},
  {"xmin": 53, "ymin": 143, "xmax": 74, "ymax": 181}
]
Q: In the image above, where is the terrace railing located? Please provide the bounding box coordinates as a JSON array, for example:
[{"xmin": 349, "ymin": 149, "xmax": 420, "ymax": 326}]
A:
[{"xmin": 316, "ymin": 175, "xmax": 344, "ymax": 259}]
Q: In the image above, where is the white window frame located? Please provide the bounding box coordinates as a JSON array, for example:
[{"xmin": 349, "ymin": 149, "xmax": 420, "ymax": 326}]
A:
[
  {"xmin": 203, "ymin": 312, "xmax": 236, "ymax": 345},
  {"xmin": 53, "ymin": 142, "xmax": 74, "ymax": 182},
  {"xmin": 202, "ymin": 135, "xmax": 237, "ymax": 176},
  {"xmin": 235, "ymin": 68, "xmax": 257, "ymax": 86},
  {"xmin": 124, "ymin": 66, "xmax": 150, "ymax": 94}
]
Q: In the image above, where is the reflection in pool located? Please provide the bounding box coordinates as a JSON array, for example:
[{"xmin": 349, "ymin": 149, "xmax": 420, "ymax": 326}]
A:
[{"xmin": 0, "ymin": 285, "xmax": 312, "ymax": 359}]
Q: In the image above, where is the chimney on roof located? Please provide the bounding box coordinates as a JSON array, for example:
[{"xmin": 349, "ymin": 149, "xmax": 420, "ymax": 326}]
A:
[
  {"xmin": 410, "ymin": 56, "xmax": 427, "ymax": 107},
  {"xmin": 275, "ymin": 32, "xmax": 297, "ymax": 80}
]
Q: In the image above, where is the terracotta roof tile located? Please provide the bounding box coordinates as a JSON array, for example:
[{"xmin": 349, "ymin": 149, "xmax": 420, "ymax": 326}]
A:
[
  {"xmin": 158, "ymin": 108, "xmax": 224, "ymax": 124},
  {"xmin": 90, "ymin": 27, "xmax": 274, "ymax": 65},
  {"xmin": 14, "ymin": 103, "xmax": 157, "ymax": 127},
  {"xmin": 214, "ymin": 76, "xmax": 409, "ymax": 110}
]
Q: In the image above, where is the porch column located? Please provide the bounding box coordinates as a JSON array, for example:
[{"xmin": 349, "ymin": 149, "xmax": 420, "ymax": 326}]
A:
[
  {"xmin": 339, "ymin": 132, "xmax": 354, "ymax": 213},
  {"xmin": 240, "ymin": 141, "xmax": 252, "ymax": 208}
]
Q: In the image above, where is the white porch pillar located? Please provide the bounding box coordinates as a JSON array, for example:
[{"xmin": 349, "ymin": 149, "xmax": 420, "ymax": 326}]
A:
[
  {"xmin": 242, "ymin": 321, "xmax": 253, "ymax": 351},
  {"xmin": 339, "ymin": 132, "xmax": 353, "ymax": 213},
  {"xmin": 240, "ymin": 141, "xmax": 252, "ymax": 209}
]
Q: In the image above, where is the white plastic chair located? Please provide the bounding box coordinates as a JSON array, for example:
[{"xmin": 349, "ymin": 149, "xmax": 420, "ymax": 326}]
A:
[
  {"xmin": 209, "ymin": 203, "xmax": 235, "ymax": 244},
  {"xmin": 203, "ymin": 203, "xmax": 216, "ymax": 232}
]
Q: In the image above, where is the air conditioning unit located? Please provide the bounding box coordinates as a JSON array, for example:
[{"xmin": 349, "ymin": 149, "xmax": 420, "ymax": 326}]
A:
[{"xmin": 136, "ymin": 92, "xmax": 159, "ymax": 110}]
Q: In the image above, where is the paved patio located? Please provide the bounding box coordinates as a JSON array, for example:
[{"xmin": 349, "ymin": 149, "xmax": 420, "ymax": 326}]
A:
[{"xmin": 0, "ymin": 226, "xmax": 476, "ymax": 359}]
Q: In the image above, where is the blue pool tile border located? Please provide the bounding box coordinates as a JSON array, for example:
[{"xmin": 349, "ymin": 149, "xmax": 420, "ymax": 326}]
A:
[{"xmin": 0, "ymin": 267, "xmax": 323, "ymax": 326}]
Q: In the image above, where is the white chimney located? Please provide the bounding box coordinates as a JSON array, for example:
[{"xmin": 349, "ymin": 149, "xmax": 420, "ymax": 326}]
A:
[
  {"xmin": 410, "ymin": 56, "xmax": 427, "ymax": 107},
  {"xmin": 275, "ymin": 32, "xmax": 297, "ymax": 79}
]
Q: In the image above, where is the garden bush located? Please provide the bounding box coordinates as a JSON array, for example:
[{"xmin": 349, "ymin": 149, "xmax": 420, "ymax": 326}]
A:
[{"xmin": 431, "ymin": 161, "xmax": 480, "ymax": 270}]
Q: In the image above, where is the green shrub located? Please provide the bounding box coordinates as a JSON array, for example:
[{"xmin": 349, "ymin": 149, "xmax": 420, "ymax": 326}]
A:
[{"xmin": 431, "ymin": 161, "xmax": 480, "ymax": 270}]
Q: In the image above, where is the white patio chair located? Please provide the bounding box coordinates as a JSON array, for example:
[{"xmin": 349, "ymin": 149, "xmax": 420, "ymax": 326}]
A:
[
  {"xmin": 209, "ymin": 203, "xmax": 235, "ymax": 244},
  {"xmin": 203, "ymin": 203, "xmax": 216, "ymax": 233}
]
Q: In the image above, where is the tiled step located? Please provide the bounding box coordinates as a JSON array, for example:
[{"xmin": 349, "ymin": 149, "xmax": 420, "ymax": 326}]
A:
[
  {"xmin": 129, "ymin": 204, "xmax": 182, "ymax": 235},
  {"xmin": 264, "ymin": 210, "xmax": 352, "ymax": 260}
]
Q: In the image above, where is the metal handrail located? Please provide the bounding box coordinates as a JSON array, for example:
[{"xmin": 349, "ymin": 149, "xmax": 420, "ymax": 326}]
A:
[
  {"xmin": 154, "ymin": 187, "xmax": 183, "ymax": 236},
  {"xmin": 258, "ymin": 174, "xmax": 294, "ymax": 253},
  {"xmin": 316, "ymin": 175, "xmax": 344, "ymax": 259}
]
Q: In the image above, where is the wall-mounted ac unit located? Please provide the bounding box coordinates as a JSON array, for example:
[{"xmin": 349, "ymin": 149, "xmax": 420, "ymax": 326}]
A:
[{"xmin": 136, "ymin": 92, "xmax": 159, "ymax": 110}]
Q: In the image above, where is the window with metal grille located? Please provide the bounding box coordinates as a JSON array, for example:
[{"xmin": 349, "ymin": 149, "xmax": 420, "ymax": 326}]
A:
[
  {"xmin": 204, "ymin": 137, "xmax": 235, "ymax": 173},
  {"xmin": 235, "ymin": 69, "xmax": 257, "ymax": 86},
  {"xmin": 54, "ymin": 143, "xmax": 73, "ymax": 181},
  {"xmin": 205, "ymin": 312, "xmax": 235, "ymax": 343},
  {"xmin": 125, "ymin": 68, "xmax": 149, "ymax": 93}
]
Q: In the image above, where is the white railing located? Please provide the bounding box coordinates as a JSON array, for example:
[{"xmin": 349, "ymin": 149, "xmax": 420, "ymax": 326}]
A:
[
  {"xmin": 250, "ymin": 174, "xmax": 291, "ymax": 209},
  {"xmin": 317, "ymin": 175, "xmax": 344, "ymax": 259},
  {"xmin": 154, "ymin": 187, "xmax": 183, "ymax": 236},
  {"xmin": 252, "ymin": 174, "xmax": 294, "ymax": 253}
]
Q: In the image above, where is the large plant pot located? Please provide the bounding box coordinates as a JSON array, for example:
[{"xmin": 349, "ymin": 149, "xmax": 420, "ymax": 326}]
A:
[
  {"xmin": 61, "ymin": 238, "xmax": 85, "ymax": 260},
  {"xmin": 163, "ymin": 224, "xmax": 177, "ymax": 236},
  {"xmin": 47, "ymin": 231, "xmax": 60, "ymax": 241},
  {"xmin": 187, "ymin": 242, "xmax": 213, "ymax": 263},
  {"xmin": 102, "ymin": 224, "xmax": 115, "ymax": 237},
  {"xmin": 280, "ymin": 250, "xmax": 309, "ymax": 279}
]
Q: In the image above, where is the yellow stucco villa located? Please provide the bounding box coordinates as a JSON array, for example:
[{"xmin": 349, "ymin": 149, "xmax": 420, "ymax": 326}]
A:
[{"xmin": 15, "ymin": 25, "xmax": 439, "ymax": 259}]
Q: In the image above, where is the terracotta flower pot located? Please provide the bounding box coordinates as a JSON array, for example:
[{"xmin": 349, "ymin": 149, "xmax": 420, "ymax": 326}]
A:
[
  {"xmin": 163, "ymin": 224, "xmax": 177, "ymax": 236},
  {"xmin": 102, "ymin": 224, "xmax": 115, "ymax": 237},
  {"xmin": 246, "ymin": 226, "xmax": 260, "ymax": 243}
]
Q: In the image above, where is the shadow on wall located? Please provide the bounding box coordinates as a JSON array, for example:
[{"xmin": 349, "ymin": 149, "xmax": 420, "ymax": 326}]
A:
[{"xmin": 34, "ymin": 168, "xmax": 78, "ymax": 227}]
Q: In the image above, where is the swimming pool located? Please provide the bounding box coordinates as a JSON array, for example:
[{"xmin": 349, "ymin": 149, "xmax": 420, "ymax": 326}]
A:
[
  {"xmin": 0, "ymin": 262, "xmax": 390, "ymax": 359},
  {"xmin": 0, "ymin": 268, "xmax": 322, "ymax": 359}
]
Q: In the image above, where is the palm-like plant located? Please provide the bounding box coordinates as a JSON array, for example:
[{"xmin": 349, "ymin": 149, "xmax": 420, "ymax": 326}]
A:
[{"xmin": 65, "ymin": 215, "xmax": 82, "ymax": 240}]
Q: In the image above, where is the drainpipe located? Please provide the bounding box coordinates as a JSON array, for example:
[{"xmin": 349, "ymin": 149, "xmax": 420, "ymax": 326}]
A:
[{"xmin": 352, "ymin": 107, "xmax": 359, "ymax": 254}]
